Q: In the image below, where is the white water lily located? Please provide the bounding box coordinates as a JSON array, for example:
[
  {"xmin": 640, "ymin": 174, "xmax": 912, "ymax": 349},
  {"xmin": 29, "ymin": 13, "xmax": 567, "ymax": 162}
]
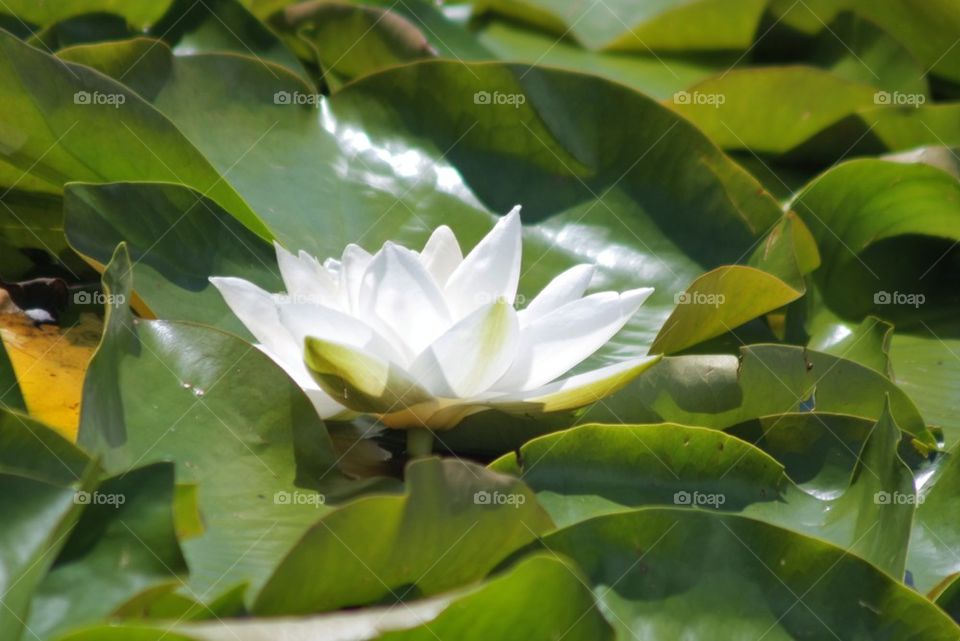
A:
[{"xmin": 210, "ymin": 206, "xmax": 659, "ymax": 431}]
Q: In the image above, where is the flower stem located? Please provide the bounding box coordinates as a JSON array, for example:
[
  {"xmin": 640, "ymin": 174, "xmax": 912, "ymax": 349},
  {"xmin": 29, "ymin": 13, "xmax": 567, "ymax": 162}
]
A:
[{"xmin": 407, "ymin": 428, "xmax": 434, "ymax": 459}]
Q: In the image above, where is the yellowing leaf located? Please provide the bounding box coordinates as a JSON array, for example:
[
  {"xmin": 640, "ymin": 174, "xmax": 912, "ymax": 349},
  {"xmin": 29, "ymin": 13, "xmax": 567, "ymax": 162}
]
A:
[{"xmin": 0, "ymin": 307, "xmax": 101, "ymax": 440}]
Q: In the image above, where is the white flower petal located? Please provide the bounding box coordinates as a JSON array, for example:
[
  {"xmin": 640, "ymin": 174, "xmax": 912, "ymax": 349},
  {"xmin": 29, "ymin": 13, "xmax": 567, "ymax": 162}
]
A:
[
  {"xmin": 323, "ymin": 257, "xmax": 341, "ymax": 278},
  {"xmin": 255, "ymin": 344, "xmax": 346, "ymax": 418},
  {"xmin": 276, "ymin": 301, "xmax": 404, "ymax": 365},
  {"xmin": 419, "ymin": 225, "xmax": 463, "ymax": 287},
  {"xmin": 444, "ymin": 206, "xmax": 522, "ymax": 319},
  {"xmin": 409, "ymin": 299, "xmax": 519, "ymax": 397},
  {"xmin": 519, "ymin": 264, "xmax": 595, "ymax": 327},
  {"xmin": 304, "ymin": 389, "xmax": 349, "ymax": 418},
  {"xmin": 491, "ymin": 356, "xmax": 661, "ymax": 413},
  {"xmin": 210, "ymin": 277, "xmax": 347, "ymax": 419},
  {"xmin": 339, "ymin": 244, "xmax": 371, "ymax": 313},
  {"xmin": 274, "ymin": 242, "xmax": 339, "ymax": 308},
  {"xmin": 359, "ymin": 243, "xmax": 453, "ymax": 358},
  {"xmin": 493, "ymin": 287, "xmax": 654, "ymax": 391},
  {"xmin": 209, "ymin": 276, "xmax": 299, "ymax": 364}
]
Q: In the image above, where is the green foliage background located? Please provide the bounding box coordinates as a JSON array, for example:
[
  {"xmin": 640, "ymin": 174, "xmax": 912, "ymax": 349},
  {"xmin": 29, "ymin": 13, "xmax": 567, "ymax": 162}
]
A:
[{"xmin": 2, "ymin": 1, "xmax": 960, "ymax": 639}]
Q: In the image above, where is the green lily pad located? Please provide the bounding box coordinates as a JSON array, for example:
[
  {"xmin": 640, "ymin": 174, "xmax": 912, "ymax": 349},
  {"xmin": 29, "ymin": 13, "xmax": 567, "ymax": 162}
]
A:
[
  {"xmin": 727, "ymin": 412, "xmax": 879, "ymax": 494},
  {"xmin": 27, "ymin": 463, "xmax": 187, "ymax": 640},
  {"xmin": 768, "ymin": 0, "xmax": 960, "ymax": 83},
  {"xmin": 64, "ymin": 181, "xmax": 282, "ymax": 335},
  {"xmin": 651, "ymin": 265, "xmax": 803, "ymax": 355},
  {"xmin": 933, "ymin": 574, "xmax": 960, "ymax": 623},
  {"xmin": 791, "ymin": 159, "xmax": 960, "ymax": 321},
  {"xmin": 808, "ymin": 315, "xmax": 893, "ymax": 376},
  {"xmin": 667, "ymin": 64, "xmax": 960, "ymax": 163},
  {"xmin": 0, "ymin": 411, "xmax": 94, "ymax": 641},
  {"xmin": 0, "ymin": 30, "xmax": 266, "ymax": 237},
  {"xmin": 27, "ymin": 13, "xmax": 134, "ymax": 51},
  {"xmin": 0, "ymin": 415, "xmax": 183, "ymax": 640},
  {"xmin": 532, "ymin": 508, "xmax": 960, "ymax": 639},
  {"xmin": 793, "ymin": 158, "xmax": 960, "ymax": 441},
  {"xmin": 77, "ymin": 245, "xmax": 365, "ymax": 600},
  {"xmin": 667, "ymin": 65, "xmax": 880, "ymax": 155},
  {"xmin": 473, "ymin": 0, "xmax": 767, "ymax": 52},
  {"xmin": 0, "ymin": 190, "xmax": 69, "ymax": 266},
  {"xmin": 56, "ymin": 554, "xmax": 613, "ymax": 641},
  {"xmin": 253, "ymin": 456, "xmax": 553, "ymax": 614},
  {"xmin": 805, "ymin": 310, "xmax": 960, "ymax": 444},
  {"xmin": 274, "ymin": 1, "xmax": 434, "ymax": 89},
  {"xmin": 0, "ymin": 473, "xmax": 90, "ymax": 641},
  {"xmin": 151, "ymin": 0, "xmax": 306, "ymax": 81},
  {"xmin": 907, "ymin": 443, "xmax": 960, "ymax": 594},
  {"xmin": 887, "ymin": 319, "xmax": 960, "ymax": 441},
  {"xmin": 0, "ymin": 0, "xmax": 173, "ymax": 29},
  {"xmin": 489, "ymin": 422, "xmax": 790, "ymax": 525},
  {"xmin": 474, "ymin": 18, "xmax": 733, "ymax": 100},
  {"xmin": 493, "ymin": 406, "xmax": 917, "ymax": 578},
  {"xmin": 0, "ymin": 409, "xmax": 87, "ymax": 483},
  {"xmin": 601, "ymin": 344, "xmax": 933, "ymax": 442},
  {"xmin": 805, "ymin": 13, "xmax": 929, "ymax": 96}
]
